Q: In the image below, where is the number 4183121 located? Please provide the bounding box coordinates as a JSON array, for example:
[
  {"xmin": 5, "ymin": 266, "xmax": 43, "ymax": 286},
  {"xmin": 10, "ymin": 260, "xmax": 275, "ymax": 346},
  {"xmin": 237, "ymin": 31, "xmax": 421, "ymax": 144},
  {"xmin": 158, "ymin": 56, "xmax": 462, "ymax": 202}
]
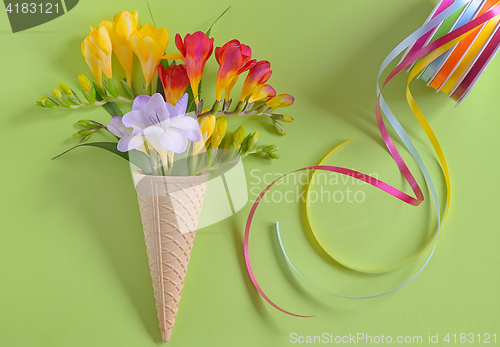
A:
[
  {"xmin": 5, "ymin": 3, "xmax": 59, "ymax": 14},
  {"xmin": 444, "ymin": 333, "xmax": 497, "ymax": 344}
]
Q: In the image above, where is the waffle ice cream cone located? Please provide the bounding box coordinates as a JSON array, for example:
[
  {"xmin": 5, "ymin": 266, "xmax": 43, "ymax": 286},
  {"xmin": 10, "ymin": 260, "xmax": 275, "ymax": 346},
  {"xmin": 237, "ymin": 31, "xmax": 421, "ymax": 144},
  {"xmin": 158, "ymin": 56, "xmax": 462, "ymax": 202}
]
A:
[{"xmin": 132, "ymin": 171, "xmax": 209, "ymax": 342}]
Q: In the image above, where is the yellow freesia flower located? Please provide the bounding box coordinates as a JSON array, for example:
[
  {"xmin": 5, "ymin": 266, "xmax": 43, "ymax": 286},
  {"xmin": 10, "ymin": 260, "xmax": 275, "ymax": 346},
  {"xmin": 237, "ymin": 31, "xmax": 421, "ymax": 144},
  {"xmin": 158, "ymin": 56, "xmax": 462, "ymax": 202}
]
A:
[
  {"xmin": 193, "ymin": 115, "xmax": 215, "ymax": 156},
  {"xmin": 100, "ymin": 10, "xmax": 140, "ymax": 84},
  {"xmin": 130, "ymin": 24, "xmax": 169, "ymax": 86},
  {"xmin": 209, "ymin": 116, "xmax": 228, "ymax": 149},
  {"xmin": 81, "ymin": 25, "xmax": 112, "ymax": 87}
]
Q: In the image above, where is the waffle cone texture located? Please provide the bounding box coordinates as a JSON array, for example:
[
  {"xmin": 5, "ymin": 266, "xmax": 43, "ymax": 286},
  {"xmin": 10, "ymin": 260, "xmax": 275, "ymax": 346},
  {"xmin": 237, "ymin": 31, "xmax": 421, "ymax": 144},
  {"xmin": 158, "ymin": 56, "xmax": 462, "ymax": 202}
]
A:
[{"xmin": 133, "ymin": 171, "xmax": 209, "ymax": 342}]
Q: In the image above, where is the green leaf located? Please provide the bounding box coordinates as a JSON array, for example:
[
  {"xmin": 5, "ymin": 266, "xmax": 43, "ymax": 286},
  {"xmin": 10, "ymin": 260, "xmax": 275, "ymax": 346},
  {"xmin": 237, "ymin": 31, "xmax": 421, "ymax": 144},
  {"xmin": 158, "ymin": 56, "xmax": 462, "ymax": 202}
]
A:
[
  {"xmin": 156, "ymin": 75, "xmax": 164, "ymax": 98},
  {"xmin": 52, "ymin": 142, "xmax": 154, "ymax": 175},
  {"xmin": 156, "ymin": 60, "xmax": 167, "ymax": 99},
  {"xmin": 93, "ymin": 81, "xmax": 106, "ymax": 100},
  {"xmin": 146, "ymin": 1, "xmax": 157, "ymax": 27},
  {"xmin": 120, "ymin": 80, "xmax": 135, "ymax": 100},
  {"xmin": 102, "ymin": 102, "xmax": 124, "ymax": 117},
  {"xmin": 186, "ymin": 83, "xmax": 196, "ymax": 113},
  {"xmin": 127, "ymin": 150, "xmax": 155, "ymax": 176},
  {"xmin": 104, "ymin": 78, "xmax": 119, "ymax": 99},
  {"xmin": 206, "ymin": 6, "xmax": 231, "ymax": 37}
]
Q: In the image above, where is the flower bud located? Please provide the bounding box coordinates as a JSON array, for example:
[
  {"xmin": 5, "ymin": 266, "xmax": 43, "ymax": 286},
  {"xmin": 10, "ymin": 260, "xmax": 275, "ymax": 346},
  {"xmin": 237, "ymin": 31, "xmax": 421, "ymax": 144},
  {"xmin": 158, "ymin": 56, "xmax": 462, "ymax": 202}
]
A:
[
  {"xmin": 266, "ymin": 94, "xmax": 295, "ymax": 111},
  {"xmin": 273, "ymin": 120, "xmax": 286, "ymax": 136},
  {"xmin": 78, "ymin": 74, "xmax": 92, "ymax": 92},
  {"xmin": 59, "ymin": 82, "xmax": 73, "ymax": 96},
  {"xmin": 78, "ymin": 119, "xmax": 102, "ymax": 128},
  {"xmin": 42, "ymin": 98, "xmax": 55, "ymax": 108},
  {"xmin": 262, "ymin": 144, "xmax": 279, "ymax": 153},
  {"xmin": 281, "ymin": 114, "xmax": 293, "ymax": 123},
  {"xmin": 198, "ymin": 114, "xmax": 216, "ymax": 138},
  {"xmin": 78, "ymin": 129, "xmax": 94, "ymax": 136},
  {"xmin": 61, "ymin": 89, "xmax": 81, "ymax": 105},
  {"xmin": 210, "ymin": 116, "xmax": 228, "ymax": 149},
  {"xmin": 248, "ymin": 84, "xmax": 276, "ymax": 103},
  {"xmin": 82, "ymin": 84, "xmax": 97, "ymax": 104},
  {"xmin": 221, "ymin": 133, "xmax": 233, "ymax": 150},
  {"xmin": 52, "ymin": 89, "xmax": 70, "ymax": 107},
  {"xmin": 37, "ymin": 97, "xmax": 48, "ymax": 108},
  {"xmin": 233, "ymin": 125, "xmax": 246, "ymax": 148},
  {"xmin": 192, "ymin": 115, "xmax": 216, "ymax": 156},
  {"xmin": 266, "ymin": 152, "xmax": 280, "ymax": 159},
  {"xmin": 246, "ymin": 131, "xmax": 259, "ymax": 152},
  {"xmin": 209, "ymin": 100, "xmax": 222, "ymax": 115},
  {"xmin": 81, "ymin": 134, "xmax": 92, "ymax": 142},
  {"xmin": 53, "ymin": 88, "xmax": 62, "ymax": 99},
  {"xmin": 232, "ymin": 101, "xmax": 245, "ymax": 114}
]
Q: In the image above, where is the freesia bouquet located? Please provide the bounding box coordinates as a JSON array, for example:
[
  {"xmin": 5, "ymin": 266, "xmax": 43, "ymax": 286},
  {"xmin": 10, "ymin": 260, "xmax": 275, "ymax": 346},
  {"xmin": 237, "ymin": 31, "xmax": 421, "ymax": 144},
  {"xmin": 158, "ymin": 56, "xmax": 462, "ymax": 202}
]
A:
[
  {"xmin": 36, "ymin": 9, "xmax": 294, "ymax": 176},
  {"xmin": 35, "ymin": 9, "xmax": 295, "ymax": 342}
]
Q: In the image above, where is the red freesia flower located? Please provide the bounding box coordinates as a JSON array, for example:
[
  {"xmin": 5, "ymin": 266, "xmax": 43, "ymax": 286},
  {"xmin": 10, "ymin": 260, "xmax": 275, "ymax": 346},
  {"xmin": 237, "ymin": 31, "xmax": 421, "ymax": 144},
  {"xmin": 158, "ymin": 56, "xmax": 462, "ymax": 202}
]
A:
[
  {"xmin": 172, "ymin": 31, "xmax": 214, "ymax": 103},
  {"xmin": 240, "ymin": 60, "xmax": 272, "ymax": 101},
  {"xmin": 215, "ymin": 39, "xmax": 256, "ymax": 101},
  {"xmin": 157, "ymin": 64, "xmax": 190, "ymax": 105}
]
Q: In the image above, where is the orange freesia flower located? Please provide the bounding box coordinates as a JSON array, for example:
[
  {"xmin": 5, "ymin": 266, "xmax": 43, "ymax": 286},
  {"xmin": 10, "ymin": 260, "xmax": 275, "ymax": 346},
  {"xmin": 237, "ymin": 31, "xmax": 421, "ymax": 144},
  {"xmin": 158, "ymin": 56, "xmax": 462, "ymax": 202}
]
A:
[
  {"xmin": 240, "ymin": 61, "xmax": 272, "ymax": 101},
  {"xmin": 130, "ymin": 24, "xmax": 169, "ymax": 86},
  {"xmin": 164, "ymin": 32, "xmax": 214, "ymax": 103},
  {"xmin": 157, "ymin": 64, "xmax": 190, "ymax": 105},
  {"xmin": 266, "ymin": 94, "xmax": 295, "ymax": 110},
  {"xmin": 100, "ymin": 10, "xmax": 140, "ymax": 84},
  {"xmin": 81, "ymin": 25, "xmax": 112, "ymax": 86},
  {"xmin": 215, "ymin": 40, "xmax": 256, "ymax": 101},
  {"xmin": 248, "ymin": 84, "xmax": 276, "ymax": 103}
]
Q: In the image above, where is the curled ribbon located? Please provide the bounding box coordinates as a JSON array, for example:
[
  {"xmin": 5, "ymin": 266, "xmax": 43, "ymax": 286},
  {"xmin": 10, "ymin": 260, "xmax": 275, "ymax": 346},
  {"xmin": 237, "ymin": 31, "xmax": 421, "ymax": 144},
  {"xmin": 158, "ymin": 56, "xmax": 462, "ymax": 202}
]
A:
[{"xmin": 244, "ymin": 0, "xmax": 500, "ymax": 316}]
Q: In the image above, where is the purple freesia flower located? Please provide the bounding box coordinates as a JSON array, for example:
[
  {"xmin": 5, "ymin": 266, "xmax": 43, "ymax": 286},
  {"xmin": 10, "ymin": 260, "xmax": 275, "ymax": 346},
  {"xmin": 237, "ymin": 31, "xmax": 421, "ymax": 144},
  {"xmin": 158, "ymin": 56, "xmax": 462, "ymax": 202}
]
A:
[
  {"xmin": 113, "ymin": 93, "xmax": 201, "ymax": 153},
  {"xmin": 107, "ymin": 116, "xmax": 132, "ymax": 138}
]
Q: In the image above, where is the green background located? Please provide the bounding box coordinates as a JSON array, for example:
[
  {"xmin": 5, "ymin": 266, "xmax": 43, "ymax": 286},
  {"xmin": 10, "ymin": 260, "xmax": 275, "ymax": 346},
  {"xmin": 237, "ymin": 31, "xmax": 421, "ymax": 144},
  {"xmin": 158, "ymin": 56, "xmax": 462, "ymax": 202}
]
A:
[{"xmin": 1, "ymin": 0, "xmax": 499, "ymax": 346}]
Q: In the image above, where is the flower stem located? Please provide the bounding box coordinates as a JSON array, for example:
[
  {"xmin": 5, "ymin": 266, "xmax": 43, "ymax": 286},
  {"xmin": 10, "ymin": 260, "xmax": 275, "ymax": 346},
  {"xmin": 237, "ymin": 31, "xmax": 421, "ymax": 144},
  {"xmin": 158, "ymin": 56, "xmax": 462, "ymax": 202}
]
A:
[
  {"xmin": 143, "ymin": 140, "xmax": 161, "ymax": 176},
  {"xmin": 41, "ymin": 96, "xmax": 134, "ymax": 110}
]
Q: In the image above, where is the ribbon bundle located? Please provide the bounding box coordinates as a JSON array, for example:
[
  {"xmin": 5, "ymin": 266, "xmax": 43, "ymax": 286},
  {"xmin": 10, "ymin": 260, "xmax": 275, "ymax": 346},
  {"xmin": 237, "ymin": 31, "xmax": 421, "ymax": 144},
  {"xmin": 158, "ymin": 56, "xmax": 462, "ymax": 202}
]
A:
[
  {"xmin": 244, "ymin": 0, "xmax": 500, "ymax": 316},
  {"xmin": 415, "ymin": 0, "xmax": 500, "ymax": 103}
]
